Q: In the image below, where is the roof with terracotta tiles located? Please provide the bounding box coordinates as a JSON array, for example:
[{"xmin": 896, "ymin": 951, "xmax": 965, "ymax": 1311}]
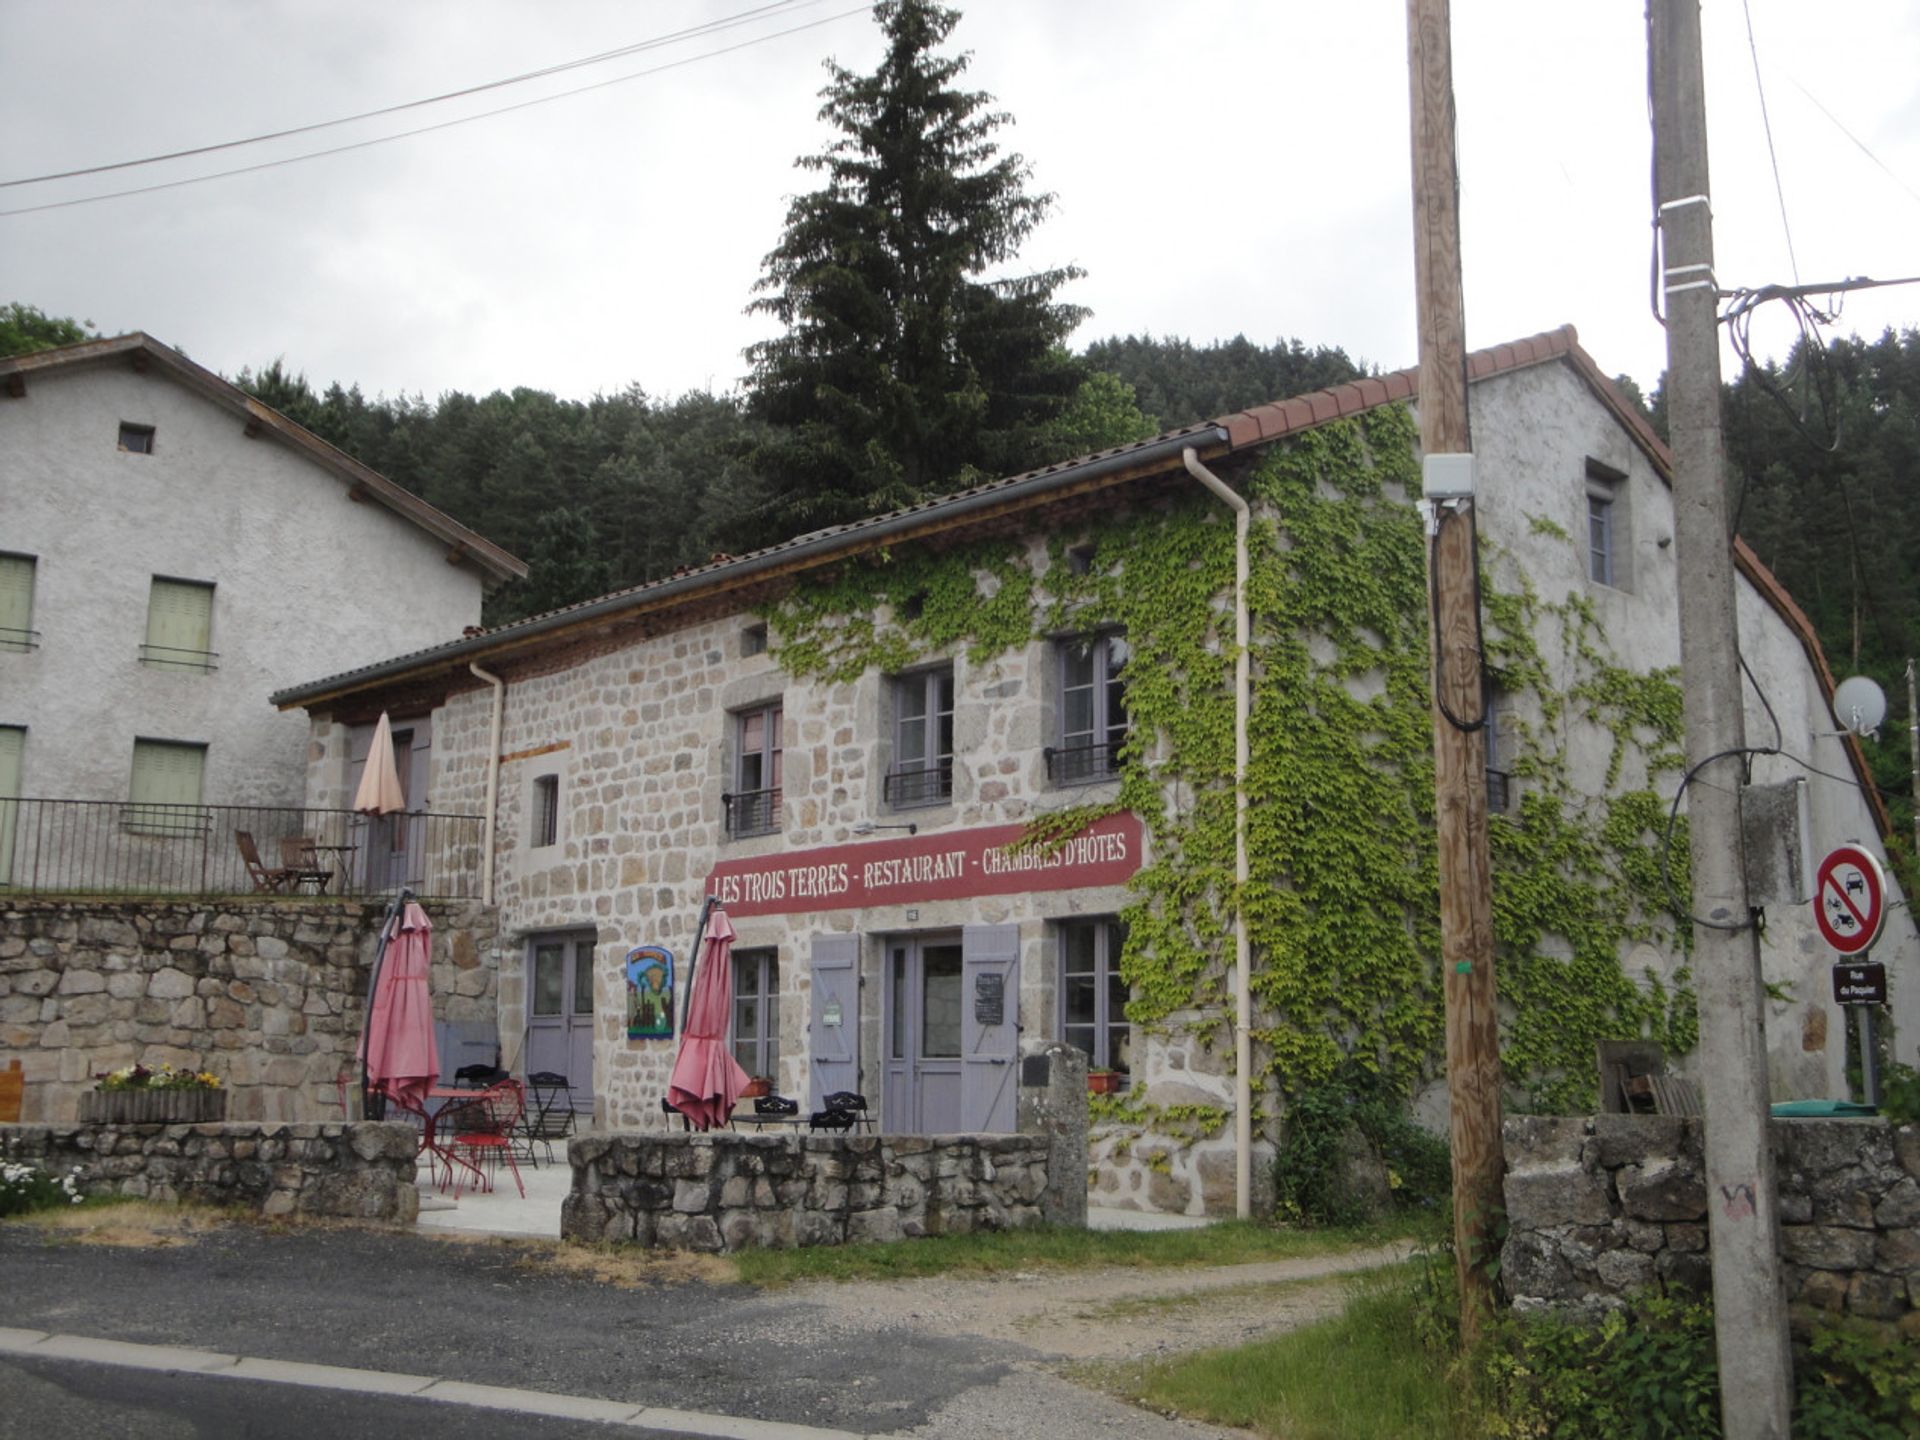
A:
[{"xmin": 268, "ymin": 320, "xmax": 1887, "ymax": 834}]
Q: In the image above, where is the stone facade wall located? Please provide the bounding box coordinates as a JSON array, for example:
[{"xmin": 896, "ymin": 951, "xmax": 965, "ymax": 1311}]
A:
[
  {"xmin": 0, "ymin": 898, "xmax": 499, "ymax": 1123},
  {"xmin": 0, "ymin": 1120, "xmax": 420, "ymax": 1221},
  {"xmin": 561, "ymin": 1132, "xmax": 1056, "ymax": 1252},
  {"xmin": 1504, "ymin": 1115, "xmax": 1920, "ymax": 1320}
]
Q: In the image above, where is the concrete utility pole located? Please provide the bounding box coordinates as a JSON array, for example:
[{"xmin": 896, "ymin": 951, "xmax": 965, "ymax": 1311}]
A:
[
  {"xmin": 1649, "ymin": 3, "xmax": 1794, "ymax": 1433},
  {"xmin": 1406, "ymin": 0, "xmax": 1504, "ymax": 1343}
]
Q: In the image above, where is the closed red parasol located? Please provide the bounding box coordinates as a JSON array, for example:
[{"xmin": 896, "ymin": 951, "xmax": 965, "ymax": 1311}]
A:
[{"xmin": 665, "ymin": 905, "xmax": 750, "ymax": 1131}]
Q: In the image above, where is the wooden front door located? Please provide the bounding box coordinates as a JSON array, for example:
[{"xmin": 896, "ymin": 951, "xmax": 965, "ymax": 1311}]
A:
[{"xmin": 524, "ymin": 933, "xmax": 595, "ymax": 1112}]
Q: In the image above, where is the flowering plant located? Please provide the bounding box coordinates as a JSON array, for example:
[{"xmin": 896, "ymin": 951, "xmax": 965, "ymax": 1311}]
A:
[
  {"xmin": 0, "ymin": 1160, "xmax": 85, "ymax": 1217},
  {"xmin": 95, "ymin": 1062, "xmax": 222, "ymax": 1093}
]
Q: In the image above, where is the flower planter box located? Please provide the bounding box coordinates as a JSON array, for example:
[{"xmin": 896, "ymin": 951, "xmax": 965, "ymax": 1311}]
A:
[
  {"xmin": 80, "ymin": 1089, "xmax": 228, "ymax": 1125},
  {"xmin": 1087, "ymin": 1071, "xmax": 1122, "ymax": 1096},
  {"xmin": 741, "ymin": 1077, "xmax": 773, "ymax": 1099}
]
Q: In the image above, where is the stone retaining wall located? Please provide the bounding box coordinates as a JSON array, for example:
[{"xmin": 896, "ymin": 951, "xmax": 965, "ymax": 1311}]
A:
[
  {"xmin": 561, "ymin": 1133, "xmax": 1056, "ymax": 1252},
  {"xmin": 1504, "ymin": 1114, "xmax": 1920, "ymax": 1319},
  {"xmin": 0, "ymin": 1120, "xmax": 420, "ymax": 1222},
  {"xmin": 1, "ymin": 898, "xmax": 498, "ymax": 1123}
]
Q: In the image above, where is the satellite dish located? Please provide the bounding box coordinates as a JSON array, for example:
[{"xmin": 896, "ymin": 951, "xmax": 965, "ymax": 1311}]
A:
[{"xmin": 1831, "ymin": 676, "xmax": 1887, "ymax": 737}]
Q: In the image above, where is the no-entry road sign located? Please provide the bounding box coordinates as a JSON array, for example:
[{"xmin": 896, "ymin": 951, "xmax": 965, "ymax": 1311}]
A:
[{"xmin": 1813, "ymin": 844, "xmax": 1886, "ymax": 956}]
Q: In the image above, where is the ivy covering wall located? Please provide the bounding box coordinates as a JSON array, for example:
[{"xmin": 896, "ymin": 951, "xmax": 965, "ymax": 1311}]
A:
[{"xmin": 768, "ymin": 403, "xmax": 1697, "ymax": 1136}]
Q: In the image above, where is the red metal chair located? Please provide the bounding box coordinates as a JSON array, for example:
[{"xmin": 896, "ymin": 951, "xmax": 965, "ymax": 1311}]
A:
[{"xmin": 444, "ymin": 1079, "xmax": 526, "ymax": 1198}]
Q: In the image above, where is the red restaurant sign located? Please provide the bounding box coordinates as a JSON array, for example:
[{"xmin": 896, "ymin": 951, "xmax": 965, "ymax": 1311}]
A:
[{"xmin": 704, "ymin": 812, "xmax": 1144, "ymax": 917}]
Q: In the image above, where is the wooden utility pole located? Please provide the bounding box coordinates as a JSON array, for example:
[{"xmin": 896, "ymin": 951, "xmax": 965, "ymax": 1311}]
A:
[
  {"xmin": 1907, "ymin": 660, "xmax": 1918, "ymax": 862},
  {"xmin": 1650, "ymin": 3, "xmax": 1793, "ymax": 1433},
  {"xmin": 1406, "ymin": 0, "xmax": 1503, "ymax": 1343}
]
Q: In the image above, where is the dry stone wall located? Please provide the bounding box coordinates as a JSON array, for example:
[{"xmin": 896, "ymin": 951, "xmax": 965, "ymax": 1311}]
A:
[
  {"xmin": 0, "ymin": 898, "xmax": 498, "ymax": 1123},
  {"xmin": 561, "ymin": 1132, "xmax": 1055, "ymax": 1252},
  {"xmin": 1504, "ymin": 1114, "xmax": 1920, "ymax": 1320},
  {"xmin": 1, "ymin": 1120, "xmax": 420, "ymax": 1221}
]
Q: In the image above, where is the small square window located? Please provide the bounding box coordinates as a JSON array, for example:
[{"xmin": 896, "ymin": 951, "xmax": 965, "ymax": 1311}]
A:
[
  {"xmin": 741, "ymin": 623, "xmax": 768, "ymax": 658},
  {"xmin": 1066, "ymin": 543, "xmax": 1097, "ymax": 577},
  {"xmin": 533, "ymin": 774, "xmax": 559, "ymax": 848},
  {"xmin": 118, "ymin": 423, "xmax": 155, "ymax": 454}
]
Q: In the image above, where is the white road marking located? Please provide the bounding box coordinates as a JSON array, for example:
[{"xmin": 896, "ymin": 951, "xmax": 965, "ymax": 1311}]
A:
[{"xmin": 0, "ymin": 1328, "xmax": 866, "ymax": 1439}]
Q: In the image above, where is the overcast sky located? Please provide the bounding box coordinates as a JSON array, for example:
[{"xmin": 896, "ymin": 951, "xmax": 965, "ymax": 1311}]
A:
[{"xmin": 3, "ymin": 1, "xmax": 1915, "ymax": 409}]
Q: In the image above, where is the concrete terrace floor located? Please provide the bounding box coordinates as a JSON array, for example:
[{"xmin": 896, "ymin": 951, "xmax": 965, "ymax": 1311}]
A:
[{"xmin": 414, "ymin": 1147, "xmax": 1214, "ymax": 1241}]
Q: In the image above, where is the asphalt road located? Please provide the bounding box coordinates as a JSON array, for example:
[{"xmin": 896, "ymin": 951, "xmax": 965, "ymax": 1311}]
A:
[
  {"xmin": 0, "ymin": 1355, "xmax": 719, "ymax": 1440},
  {"xmin": 0, "ymin": 1223, "xmax": 1014, "ymax": 1437}
]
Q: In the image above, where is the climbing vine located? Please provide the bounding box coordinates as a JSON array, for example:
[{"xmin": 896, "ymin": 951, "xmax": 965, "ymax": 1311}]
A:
[{"xmin": 767, "ymin": 403, "xmax": 1699, "ymax": 1129}]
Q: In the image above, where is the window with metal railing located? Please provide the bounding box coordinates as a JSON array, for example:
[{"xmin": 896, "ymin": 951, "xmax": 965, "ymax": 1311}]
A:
[
  {"xmin": 725, "ymin": 702, "xmax": 782, "ymax": 838},
  {"xmin": 1052, "ymin": 632, "xmax": 1128, "ymax": 784},
  {"xmin": 886, "ymin": 667, "xmax": 953, "ymax": 808},
  {"xmin": 141, "ymin": 577, "xmax": 217, "ymax": 672},
  {"xmin": 0, "ymin": 554, "xmax": 37, "ymax": 654}
]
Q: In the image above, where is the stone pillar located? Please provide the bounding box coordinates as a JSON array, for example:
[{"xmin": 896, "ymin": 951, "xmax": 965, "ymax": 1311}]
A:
[{"xmin": 1019, "ymin": 1041, "xmax": 1088, "ymax": 1227}]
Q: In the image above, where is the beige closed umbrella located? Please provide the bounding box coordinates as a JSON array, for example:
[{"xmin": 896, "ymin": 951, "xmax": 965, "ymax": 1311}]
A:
[{"xmin": 354, "ymin": 712, "xmax": 406, "ymax": 816}]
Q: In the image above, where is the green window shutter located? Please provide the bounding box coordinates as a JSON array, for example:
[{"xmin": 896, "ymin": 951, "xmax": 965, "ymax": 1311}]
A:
[
  {"xmin": 0, "ymin": 555, "xmax": 34, "ymax": 653},
  {"xmin": 0, "ymin": 725, "xmax": 19, "ymax": 885},
  {"xmin": 128, "ymin": 739, "xmax": 206, "ymax": 834},
  {"xmin": 144, "ymin": 578, "xmax": 214, "ymax": 670}
]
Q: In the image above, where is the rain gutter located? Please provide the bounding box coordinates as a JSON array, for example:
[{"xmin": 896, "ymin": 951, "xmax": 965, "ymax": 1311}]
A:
[
  {"xmin": 469, "ymin": 662, "xmax": 505, "ymax": 907},
  {"xmin": 271, "ymin": 428, "xmax": 1232, "ymax": 710},
  {"xmin": 1182, "ymin": 447, "xmax": 1253, "ymax": 1222}
]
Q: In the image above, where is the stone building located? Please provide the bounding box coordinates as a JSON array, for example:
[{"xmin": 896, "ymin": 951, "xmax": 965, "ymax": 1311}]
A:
[
  {"xmin": 0, "ymin": 333, "xmax": 523, "ymax": 838},
  {"xmin": 273, "ymin": 325, "xmax": 1912, "ymax": 1215}
]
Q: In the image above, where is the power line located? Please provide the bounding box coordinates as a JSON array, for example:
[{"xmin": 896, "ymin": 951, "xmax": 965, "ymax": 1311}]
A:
[
  {"xmin": 1791, "ymin": 78, "xmax": 1920, "ymax": 210},
  {"xmin": 0, "ymin": 7, "xmax": 870, "ymax": 220},
  {"xmin": 0, "ymin": 0, "xmax": 845, "ymax": 191},
  {"xmin": 1740, "ymin": 0, "xmax": 1799, "ymax": 285}
]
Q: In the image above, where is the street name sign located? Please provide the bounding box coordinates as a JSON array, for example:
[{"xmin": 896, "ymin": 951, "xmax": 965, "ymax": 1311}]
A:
[
  {"xmin": 1812, "ymin": 843, "xmax": 1886, "ymax": 955},
  {"xmin": 1831, "ymin": 962, "xmax": 1888, "ymax": 1007}
]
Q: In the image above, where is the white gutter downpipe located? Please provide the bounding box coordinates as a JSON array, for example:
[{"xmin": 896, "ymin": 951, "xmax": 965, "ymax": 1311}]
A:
[
  {"xmin": 469, "ymin": 662, "xmax": 506, "ymax": 907},
  {"xmin": 1183, "ymin": 447, "xmax": 1252, "ymax": 1220}
]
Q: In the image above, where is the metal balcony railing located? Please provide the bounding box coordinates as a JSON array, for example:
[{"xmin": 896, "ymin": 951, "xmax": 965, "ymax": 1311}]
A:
[
  {"xmin": 138, "ymin": 643, "xmax": 219, "ymax": 671},
  {"xmin": 0, "ymin": 798, "xmax": 484, "ymax": 899},
  {"xmin": 883, "ymin": 761, "xmax": 952, "ymax": 808},
  {"xmin": 721, "ymin": 787, "xmax": 781, "ymax": 838},
  {"xmin": 1044, "ymin": 740, "xmax": 1125, "ymax": 784}
]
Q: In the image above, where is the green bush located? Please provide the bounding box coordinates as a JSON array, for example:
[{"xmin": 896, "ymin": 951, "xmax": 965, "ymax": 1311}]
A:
[{"xmin": 1273, "ymin": 1066, "xmax": 1453, "ymax": 1225}]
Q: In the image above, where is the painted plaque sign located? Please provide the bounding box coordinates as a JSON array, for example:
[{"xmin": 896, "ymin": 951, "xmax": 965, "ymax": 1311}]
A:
[
  {"xmin": 705, "ymin": 811, "xmax": 1143, "ymax": 918},
  {"xmin": 1831, "ymin": 962, "xmax": 1888, "ymax": 1007},
  {"xmin": 1813, "ymin": 843, "xmax": 1886, "ymax": 956},
  {"xmin": 624, "ymin": 945, "xmax": 675, "ymax": 1039}
]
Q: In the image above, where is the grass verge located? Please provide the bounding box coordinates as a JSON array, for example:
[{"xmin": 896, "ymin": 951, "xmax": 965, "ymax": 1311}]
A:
[
  {"xmin": 1104, "ymin": 1265, "xmax": 1458, "ymax": 1440},
  {"xmin": 726, "ymin": 1217, "xmax": 1421, "ymax": 1287},
  {"xmin": 2, "ymin": 1197, "xmax": 241, "ymax": 1247}
]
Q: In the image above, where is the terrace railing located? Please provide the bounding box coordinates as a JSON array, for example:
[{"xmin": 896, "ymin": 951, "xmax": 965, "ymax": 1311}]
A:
[{"xmin": 0, "ymin": 798, "xmax": 484, "ymax": 900}]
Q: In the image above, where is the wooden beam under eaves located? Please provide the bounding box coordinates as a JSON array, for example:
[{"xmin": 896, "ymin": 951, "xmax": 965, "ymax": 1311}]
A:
[
  {"xmin": 346, "ymin": 483, "xmax": 367, "ymax": 503},
  {"xmin": 446, "ymin": 543, "xmax": 467, "ymax": 567},
  {"xmin": 244, "ymin": 417, "xmax": 263, "ymax": 439},
  {"xmin": 4, "ymin": 374, "xmax": 23, "ymax": 398}
]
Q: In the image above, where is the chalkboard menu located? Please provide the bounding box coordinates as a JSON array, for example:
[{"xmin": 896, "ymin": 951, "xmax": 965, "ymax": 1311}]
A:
[{"xmin": 974, "ymin": 972, "xmax": 1005, "ymax": 1027}]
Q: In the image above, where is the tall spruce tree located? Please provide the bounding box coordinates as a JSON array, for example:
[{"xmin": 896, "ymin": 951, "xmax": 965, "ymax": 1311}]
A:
[{"xmin": 743, "ymin": 0, "xmax": 1086, "ymax": 538}]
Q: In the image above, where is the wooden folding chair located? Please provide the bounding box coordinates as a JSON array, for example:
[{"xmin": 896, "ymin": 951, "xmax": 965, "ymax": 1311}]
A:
[
  {"xmin": 235, "ymin": 830, "xmax": 295, "ymax": 893},
  {"xmin": 278, "ymin": 836, "xmax": 335, "ymax": 893}
]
